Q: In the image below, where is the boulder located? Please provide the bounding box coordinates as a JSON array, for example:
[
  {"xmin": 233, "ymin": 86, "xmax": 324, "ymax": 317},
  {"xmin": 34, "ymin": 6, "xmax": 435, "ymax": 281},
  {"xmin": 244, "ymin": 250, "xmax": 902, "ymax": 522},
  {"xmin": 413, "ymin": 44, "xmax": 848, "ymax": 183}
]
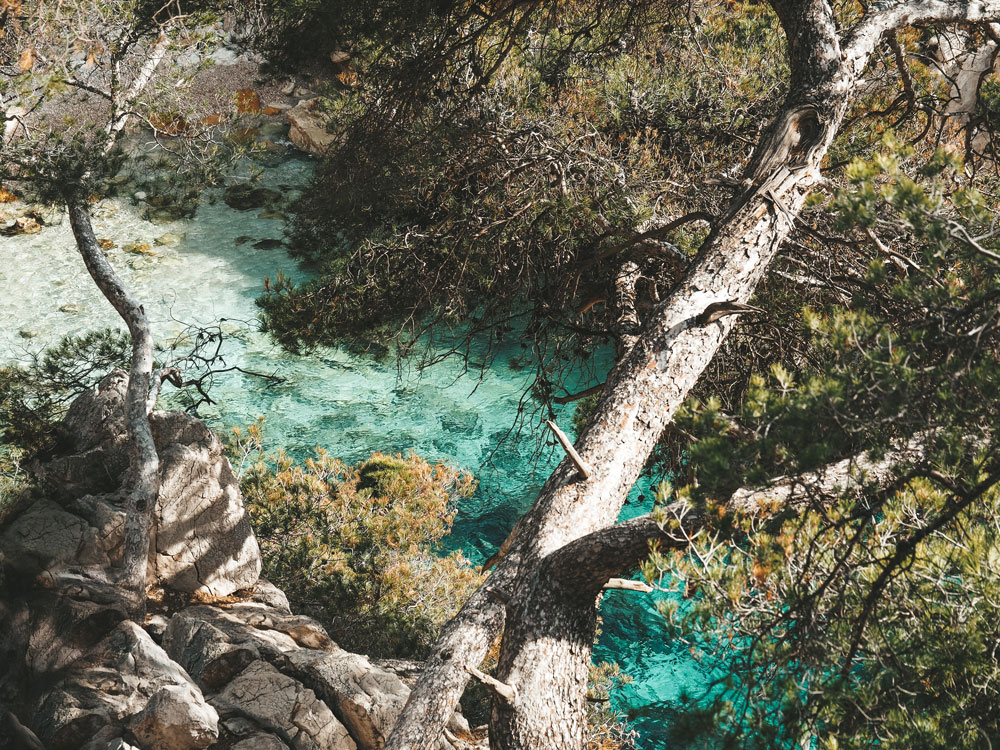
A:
[
  {"xmin": 233, "ymin": 734, "xmax": 291, "ymax": 749},
  {"xmin": 163, "ymin": 603, "xmax": 333, "ymax": 690},
  {"xmin": 216, "ymin": 661, "xmax": 356, "ymax": 750},
  {"xmin": 243, "ymin": 578, "xmax": 292, "ymax": 613},
  {"xmin": 0, "ymin": 499, "xmax": 90, "ymax": 575},
  {"xmin": 284, "ymin": 649, "xmax": 409, "ymax": 750},
  {"xmin": 150, "ymin": 409, "xmax": 261, "ymax": 596},
  {"xmin": 164, "ymin": 609, "xmax": 264, "ymax": 690},
  {"xmin": 29, "ymin": 371, "xmax": 262, "ymax": 596},
  {"xmin": 129, "ymin": 683, "xmax": 219, "ymax": 750},
  {"xmin": 163, "ymin": 601, "xmax": 476, "ymax": 750},
  {"xmin": 33, "ymin": 621, "xmax": 218, "ymax": 750},
  {"xmin": 26, "ymin": 587, "xmax": 127, "ymax": 675},
  {"xmin": 64, "ymin": 370, "xmax": 129, "ymax": 452},
  {"xmin": 286, "ymin": 99, "xmax": 335, "ymax": 155},
  {"xmin": 224, "ymin": 184, "xmax": 283, "ymax": 211}
]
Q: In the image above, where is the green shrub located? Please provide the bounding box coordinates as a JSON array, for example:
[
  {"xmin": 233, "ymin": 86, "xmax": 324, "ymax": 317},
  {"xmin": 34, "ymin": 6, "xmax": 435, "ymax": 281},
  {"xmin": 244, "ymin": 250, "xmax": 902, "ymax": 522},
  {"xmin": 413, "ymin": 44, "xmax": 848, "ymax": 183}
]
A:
[
  {"xmin": 235, "ymin": 432, "xmax": 483, "ymax": 658},
  {"xmin": 0, "ymin": 329, "xmax": 129, "ymax": 454}
]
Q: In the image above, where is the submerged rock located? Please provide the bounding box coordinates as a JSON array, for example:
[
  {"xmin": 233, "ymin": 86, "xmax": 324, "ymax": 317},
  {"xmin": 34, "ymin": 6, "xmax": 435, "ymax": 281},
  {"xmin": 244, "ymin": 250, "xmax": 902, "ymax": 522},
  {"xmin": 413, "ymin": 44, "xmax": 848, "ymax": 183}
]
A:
[
  {"xmin": 1, "ymin": 214, "xmax": 42, "ymax": 235},
  {"xmin": 224, "ymin": 184, "xmax": 282, "ymax": 211},
  {"xmin": 253, "ymin": 238, "xmax": 285, "ymax": 251},
  {"xmin": 155, "ymin": 232, "xmax": 186, "ymax": 246}
]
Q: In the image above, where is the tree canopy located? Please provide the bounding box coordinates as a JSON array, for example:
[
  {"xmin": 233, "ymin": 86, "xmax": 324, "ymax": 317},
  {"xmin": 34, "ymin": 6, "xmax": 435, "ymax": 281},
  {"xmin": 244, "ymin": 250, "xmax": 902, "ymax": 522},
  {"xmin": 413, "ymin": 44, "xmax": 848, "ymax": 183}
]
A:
[{"xmin": 243, "ymin": 2, "xmax": 1000, "ymax": 748}]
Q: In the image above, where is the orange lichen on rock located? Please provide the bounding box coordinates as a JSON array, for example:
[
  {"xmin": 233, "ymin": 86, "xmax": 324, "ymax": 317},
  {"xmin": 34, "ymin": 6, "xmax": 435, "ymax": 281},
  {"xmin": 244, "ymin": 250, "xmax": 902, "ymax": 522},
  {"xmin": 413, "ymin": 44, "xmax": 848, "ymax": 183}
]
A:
[
  {"xmin": 235, "ymin": 88, "xmax": 262, "ymax": 114},
  {"xmin": 149, "ymin": 112, "xmax": 190, "ymax": 136}
]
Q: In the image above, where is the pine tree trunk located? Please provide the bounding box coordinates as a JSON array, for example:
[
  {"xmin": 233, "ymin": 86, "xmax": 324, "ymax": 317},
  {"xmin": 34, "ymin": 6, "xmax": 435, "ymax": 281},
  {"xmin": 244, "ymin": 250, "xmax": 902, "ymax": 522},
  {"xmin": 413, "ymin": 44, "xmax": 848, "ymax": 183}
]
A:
[
  {"xmin": 387, "ymin": 2, "xmax": 1000, "ymax": 747},
  {"xmin": 68, "ymin": 201, "xmax": 159, "ymax": 618}
]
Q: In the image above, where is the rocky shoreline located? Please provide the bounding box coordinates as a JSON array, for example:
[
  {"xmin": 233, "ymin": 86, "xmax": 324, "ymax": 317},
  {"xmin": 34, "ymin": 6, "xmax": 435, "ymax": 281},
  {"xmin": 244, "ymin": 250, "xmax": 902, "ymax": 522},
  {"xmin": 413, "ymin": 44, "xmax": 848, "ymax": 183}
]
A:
[{"xmin": 0, "ymin": 373, "xmax": 482, "ymax": 750}]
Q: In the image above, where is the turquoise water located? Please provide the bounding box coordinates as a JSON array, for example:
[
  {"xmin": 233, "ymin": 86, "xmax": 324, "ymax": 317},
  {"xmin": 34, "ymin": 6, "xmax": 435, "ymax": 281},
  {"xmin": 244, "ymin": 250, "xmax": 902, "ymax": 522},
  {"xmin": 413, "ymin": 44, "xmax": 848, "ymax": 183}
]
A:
[{"xmin": 0, "ymin": 154, "xmax": 708, "ymax": 746}]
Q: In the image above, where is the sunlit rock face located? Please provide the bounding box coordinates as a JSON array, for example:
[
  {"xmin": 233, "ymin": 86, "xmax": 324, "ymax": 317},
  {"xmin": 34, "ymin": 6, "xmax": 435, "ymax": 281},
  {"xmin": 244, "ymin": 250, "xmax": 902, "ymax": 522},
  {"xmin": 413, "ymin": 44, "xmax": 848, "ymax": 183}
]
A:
[{"xmin": 28, "ymin": 369, "xmax": 262, "ymax": 596}]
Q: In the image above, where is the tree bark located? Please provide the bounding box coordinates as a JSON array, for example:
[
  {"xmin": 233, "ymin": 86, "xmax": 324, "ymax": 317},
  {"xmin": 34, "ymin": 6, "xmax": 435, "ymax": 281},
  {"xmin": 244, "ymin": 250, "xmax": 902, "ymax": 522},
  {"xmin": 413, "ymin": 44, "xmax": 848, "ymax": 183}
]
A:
[
  {"xmin": 483, "ymin": 429, "xmax": 935, "ymax": 747},
  {"xmin": 68, "ymin": 201, "xmax": 159, "ymax": 617},
  {"xmin": 387, "ymin": 3, "xmax": 1000, "ymax": 748}
]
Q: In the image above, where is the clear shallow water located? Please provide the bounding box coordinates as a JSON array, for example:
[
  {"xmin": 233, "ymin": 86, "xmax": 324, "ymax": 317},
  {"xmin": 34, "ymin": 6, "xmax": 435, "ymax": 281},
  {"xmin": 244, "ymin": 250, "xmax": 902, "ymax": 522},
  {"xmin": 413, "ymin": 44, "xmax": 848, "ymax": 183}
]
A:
[{"xmin": 0, "ymin": 155, "xmax": 709, "ymax": 746}]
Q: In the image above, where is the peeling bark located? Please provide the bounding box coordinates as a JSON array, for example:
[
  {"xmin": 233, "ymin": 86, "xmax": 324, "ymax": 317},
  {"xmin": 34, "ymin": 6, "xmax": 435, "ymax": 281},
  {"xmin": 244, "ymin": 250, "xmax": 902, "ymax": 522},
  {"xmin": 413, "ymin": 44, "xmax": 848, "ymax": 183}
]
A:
[{"xmin": 613, "ymin": 260, "xmax": 642, "ymax": 357}]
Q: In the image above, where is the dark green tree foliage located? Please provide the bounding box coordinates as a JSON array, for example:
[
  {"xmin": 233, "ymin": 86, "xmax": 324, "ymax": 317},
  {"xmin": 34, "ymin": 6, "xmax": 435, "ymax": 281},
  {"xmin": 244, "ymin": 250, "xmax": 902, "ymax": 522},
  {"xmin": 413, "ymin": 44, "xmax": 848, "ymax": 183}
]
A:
[
  {"xmin": 650, "ymin": 144, "xmax": 1000, "ymax": 749},
  {"xmin": 255, "ymin": 3, "xmax": 788, "ymax": 382},
  {"xmin": 0, "ymin": 330, "xmax": 130, "ymax": 453}
]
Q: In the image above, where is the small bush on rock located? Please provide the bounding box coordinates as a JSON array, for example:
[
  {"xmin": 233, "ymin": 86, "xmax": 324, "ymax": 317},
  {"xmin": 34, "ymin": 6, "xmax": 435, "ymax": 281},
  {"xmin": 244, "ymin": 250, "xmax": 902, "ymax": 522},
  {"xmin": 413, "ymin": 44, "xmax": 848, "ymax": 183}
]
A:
[{"xmin": 234, "ymin": 427, "xmax": 483, "ymax": 658}]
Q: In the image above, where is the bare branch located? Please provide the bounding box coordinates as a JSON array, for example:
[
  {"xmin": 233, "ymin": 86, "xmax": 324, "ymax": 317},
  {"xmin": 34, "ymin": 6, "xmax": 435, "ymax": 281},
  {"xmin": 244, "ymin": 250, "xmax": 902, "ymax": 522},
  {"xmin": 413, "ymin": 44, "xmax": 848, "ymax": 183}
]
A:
[
  {"xmin": 603, "ymin": 578, "xmax": 654, "ymax": 593},
  {"xmin": 845, "ymin": 1, "xmax": 1000, "ymax": 77},
  {"xmin": 544, "ymin": 419, "xmax": 592, "ymax": 480},
  {"xmin": 467, "ymin": 666, "xmax": 518, "ymax": 703}
]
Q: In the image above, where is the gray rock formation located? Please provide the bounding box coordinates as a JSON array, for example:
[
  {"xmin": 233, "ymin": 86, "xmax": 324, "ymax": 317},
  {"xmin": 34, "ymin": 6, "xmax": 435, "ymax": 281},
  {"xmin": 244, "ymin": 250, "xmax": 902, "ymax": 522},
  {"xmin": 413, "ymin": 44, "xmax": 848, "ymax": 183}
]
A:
[
  {"xmin": 27, "ymin": 370, "xmax": 261, "ymax": 596},
  {"xmin": 32, "ymin": 618, "xmax": 217, "ymax": 750},
  {"xmin": 0, "ymin": 373, "xmax": 483, "ymax": 750},
  {"xmin": 217, "ymin": 661, "xmax": 356, "ymax": 750},
  {"xmin": 151, "ymin": 406, "xmax": 261, "ymax": 596}
]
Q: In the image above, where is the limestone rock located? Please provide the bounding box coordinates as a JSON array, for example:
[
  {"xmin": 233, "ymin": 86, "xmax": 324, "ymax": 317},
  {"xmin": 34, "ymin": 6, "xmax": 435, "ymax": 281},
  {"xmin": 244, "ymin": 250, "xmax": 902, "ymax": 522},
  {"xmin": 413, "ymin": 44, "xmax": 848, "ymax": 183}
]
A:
[
  {"xmin": 129, "ymin": 683, "xmax": 219, "ymax": 750},
  {"xmin": 217, "ymin": 661, "xmax": 356, "ymax": 750},
  {"xmin": 163, "ymin": 603, "xmax": 333, "ymax": 690},
  {"xmin": 243, "ymin": 578, "xmax": 292, "ymax": 613},
  {"xmin": 285, "ymin": 649, "xmax": 408, "ymax": 750},
  {"xmin": 0, "ymin": 499, "xmax": 89, "ymax": 575},
  {"xmin": 164, "ymin": 609, "xmax": 263, "ymax": 690},
  {"xmin": 69, "ymin": 495, "xmax": 127, "ymax": 566},
  {"xmin": 233, "ymin": 734, "xmax": 291, "ymax": 749},
  {"xmin": 34, "ymin": 621, "xmax": 217, "ymax": 750},
  {"xmin": 31, "ymin": 370, "xmax": 262, "ymax": 596},
  {"xmin": 36, "ymin": 371, "xmax": 130, "ymax": 499},
  {"xmin": 150, "ymin": 409, "xmax": 261, "ymax": 596},
  {"xmin": 286, "ymin": 99, "xmax": 334, "ymax": 155},
  {"xmin": 26, "ymin": 589, "xmax": 127, "ymax": 675},
  {"xmin": 64, "ymin": 370, "xmax": 129, "ymax": 452}
]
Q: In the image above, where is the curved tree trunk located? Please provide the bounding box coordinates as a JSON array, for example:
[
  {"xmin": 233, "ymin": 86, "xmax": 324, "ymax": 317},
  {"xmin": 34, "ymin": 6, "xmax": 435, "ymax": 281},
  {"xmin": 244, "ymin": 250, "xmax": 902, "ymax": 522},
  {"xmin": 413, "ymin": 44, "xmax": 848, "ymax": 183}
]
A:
[
  {"xmin": 68, "ymin": 201, "xmax": 159, "ymax": 618},
  {"xmin": 387, "ymin": 2, "xmax": 1000, "ymax": 748}
]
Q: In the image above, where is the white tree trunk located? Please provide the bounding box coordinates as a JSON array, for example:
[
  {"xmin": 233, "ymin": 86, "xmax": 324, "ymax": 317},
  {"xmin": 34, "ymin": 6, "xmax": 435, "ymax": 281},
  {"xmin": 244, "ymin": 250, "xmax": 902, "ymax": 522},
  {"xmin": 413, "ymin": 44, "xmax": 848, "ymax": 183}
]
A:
[{"xmin": 68, "ymin": 201, "xmax": 159, "ymax": 616}]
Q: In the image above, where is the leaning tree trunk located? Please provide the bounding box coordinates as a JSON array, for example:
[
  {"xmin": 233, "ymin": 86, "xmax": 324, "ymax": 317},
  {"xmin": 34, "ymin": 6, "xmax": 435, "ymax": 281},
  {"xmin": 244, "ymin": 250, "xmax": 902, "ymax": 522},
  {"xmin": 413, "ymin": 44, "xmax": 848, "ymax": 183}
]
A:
[
  {"xmin": 387, "ymin": 2, "xmax": 1000, "ymax": 748},
  {"xmin": 68, "ymin": 201, "xmax": 159, "ymax": 617}
]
